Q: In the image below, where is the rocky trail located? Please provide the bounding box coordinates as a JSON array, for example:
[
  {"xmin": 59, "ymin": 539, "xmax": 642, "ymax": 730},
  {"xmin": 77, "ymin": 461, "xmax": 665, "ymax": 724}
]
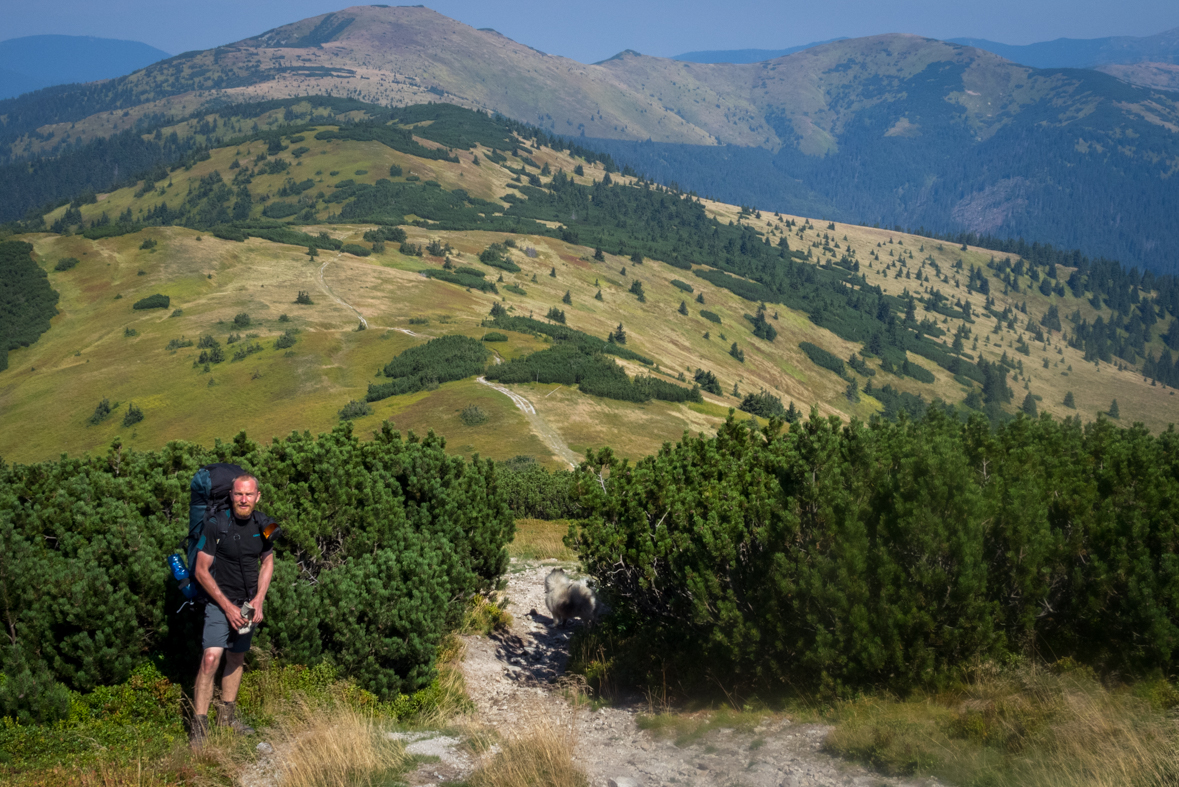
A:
[{"xmin": 398, "ymin": 560, "xmax": 939, "ymax": 787}]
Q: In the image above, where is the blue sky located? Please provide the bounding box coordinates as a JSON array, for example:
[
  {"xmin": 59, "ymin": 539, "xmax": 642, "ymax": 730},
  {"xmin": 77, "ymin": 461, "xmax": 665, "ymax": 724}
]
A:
[{"xmin": 6, "ymin": 0, "xmax": 1179, "ymax": 62}]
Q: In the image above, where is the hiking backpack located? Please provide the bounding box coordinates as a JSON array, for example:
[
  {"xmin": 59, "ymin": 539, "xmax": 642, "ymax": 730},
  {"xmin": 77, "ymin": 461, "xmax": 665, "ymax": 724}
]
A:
[{"xmin": 173, "ymin": 463, "xmax": 246, "ymax": 601}]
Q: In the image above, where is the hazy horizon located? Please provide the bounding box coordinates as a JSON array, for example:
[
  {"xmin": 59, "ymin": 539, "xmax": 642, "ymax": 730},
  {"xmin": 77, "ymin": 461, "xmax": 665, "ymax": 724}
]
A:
[{"xmin": 6, "ymin": 1, "xmax": 1179, "ymax": 66}]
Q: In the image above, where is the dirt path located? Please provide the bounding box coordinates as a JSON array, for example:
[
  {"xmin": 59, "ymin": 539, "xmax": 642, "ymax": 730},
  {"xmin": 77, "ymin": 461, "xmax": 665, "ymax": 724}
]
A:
[
  {"xmin": 316, "ymin": 253, "xmax": 368, "ymax": 329},
  {"xmin": 477, "ymin": 378, "xmax": 581, "ymax": 468},
  {"xmin": 448, "ymin": 561, "xmax": 941, "ymax": 787}
]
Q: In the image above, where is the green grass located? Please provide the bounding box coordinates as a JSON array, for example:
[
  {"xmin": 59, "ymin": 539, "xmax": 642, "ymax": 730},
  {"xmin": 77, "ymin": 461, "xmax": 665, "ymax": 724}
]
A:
[
  {"xmin": 508, "ymin": 518, "xmax": 576, "ymax": 561},
  {"xmin": 636, "ymin": 708, "xmax": 770, "ymax": 748},
  {"xmin": 5, "ymin": 131, "xmax": 1177, "ymax": 466},
  {"xmin": 822, "ymin": 665, "xmax": 1179, "ymax": 787}
]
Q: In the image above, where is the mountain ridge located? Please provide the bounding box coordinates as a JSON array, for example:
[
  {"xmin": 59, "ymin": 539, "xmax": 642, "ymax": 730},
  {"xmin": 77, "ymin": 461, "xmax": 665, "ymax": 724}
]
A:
[{"xmin": 2, "ymin": 5, "xmax": 1177, "ymax": 271}]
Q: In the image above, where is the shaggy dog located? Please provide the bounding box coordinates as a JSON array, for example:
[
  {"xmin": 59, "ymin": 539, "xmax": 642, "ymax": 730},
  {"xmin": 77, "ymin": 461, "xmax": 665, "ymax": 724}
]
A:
[{"xmin": 544, "ymin": 568, "xmax": 596, "ymax": 627}]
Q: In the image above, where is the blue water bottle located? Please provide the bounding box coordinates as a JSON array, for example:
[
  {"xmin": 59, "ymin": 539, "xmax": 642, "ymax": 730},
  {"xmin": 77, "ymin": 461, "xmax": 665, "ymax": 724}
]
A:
[{"xmin": 167, "ymin": 554, "xmax": 199, "ymax": 599}]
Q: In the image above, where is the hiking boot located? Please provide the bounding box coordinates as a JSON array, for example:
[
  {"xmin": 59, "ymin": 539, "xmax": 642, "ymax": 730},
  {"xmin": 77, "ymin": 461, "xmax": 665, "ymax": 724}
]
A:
[
  {"xmin": 190, "ymin": 714, "xmax": 209, "ymax": 749},
  {"xmin": 216, "ymin": 701, "xmax": 255, "ymax": 735}
]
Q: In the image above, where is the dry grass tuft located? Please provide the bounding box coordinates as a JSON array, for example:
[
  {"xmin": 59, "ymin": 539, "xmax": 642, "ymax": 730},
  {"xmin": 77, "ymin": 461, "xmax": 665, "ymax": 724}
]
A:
[
  {"xmin": 409, "ymin": 634, "xmax": 474, "ymax": 728},
  {"xmin": 266, "ymin": 701, "xmax": 406, "ymax": 787},
  {"xmin": 824, "ymin": 664, "xmax": 1179, "ymax": 787},
  {"xmin": 509, "ymin": 519, "xmax": 577, "ymax": 561},
  {"xmin": 461, "ymin": 593, "xmax": 514, "ymax": 636},
  {"xmin": 466, "ymin": 716, "xmax": 589, "ymax": 787},
  {"xmin": 194, "ymin": 699, "xmax": 406, "ymax": 787}
]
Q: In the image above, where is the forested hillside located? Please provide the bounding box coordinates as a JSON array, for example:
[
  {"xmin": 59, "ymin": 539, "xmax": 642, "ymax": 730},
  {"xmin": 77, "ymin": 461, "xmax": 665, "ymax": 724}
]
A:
[
  {"xmin": 1, "ymin": 99, "xmax": 1176, "ymax": 464},
  {"xmin": 1, "ymin": 5, "xmax": 1177, "ymax": 271},
  {"xmin": 0, "ymin": 241, "xmax": 58, "ymax": 372}
]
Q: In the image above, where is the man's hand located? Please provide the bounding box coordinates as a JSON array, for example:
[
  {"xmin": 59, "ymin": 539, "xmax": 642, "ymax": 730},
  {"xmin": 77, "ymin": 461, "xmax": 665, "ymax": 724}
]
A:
[
  {"xmin": 249, "ymin": 598, "xmax": 265, "ymax": 625},
  {"xmin": 223, "ymin": 602, "xmax": 248, "ymax": 631}
]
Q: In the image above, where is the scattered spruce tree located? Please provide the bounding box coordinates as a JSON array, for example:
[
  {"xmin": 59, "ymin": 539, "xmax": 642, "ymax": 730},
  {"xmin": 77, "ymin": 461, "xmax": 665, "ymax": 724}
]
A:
[
  {"xmin": 1064, "ymin": 391, "xmax": 1076, "ymax": 408},
  {"xmin": 730, "ymin": 343, "xmax": 745, "ymax": 362},
  {"xmin": 696, "ymin": 292, "xmax": 705, "ymax": 304},
  {"xmin": 629, "ymin": 280, "xmax": 646, "ymax": 302},
  {"xmin": 338, "ymin": 400, "xmax": 372, "ymax": 420},
  {"xmin": 122, "ymin": 403, "xmax": 144, "ymax": 427},
  {"xmin": 88, "ymin": 398, "xmax": 115, "ymax": 425},
  {"xmin": 295, "ymin": 291, "xmax": 313, "ymax": 305},
  {"xmin": 595, "ymin": 290, "xmax": 603, "ymax": 301},
  {"xmin": 562, "ymin": 290, "xmax": 572, "ymax": 305},
  {"xmin": 608, "ymin": 323, "xmax": 627, "ymax": 345},
  {"xmin": 550, "ymin": 266, "xmax": 557, "ymax": 278},
  {"xmin": 593, "ymin": 247, "xmax": 605, "ymax": 262},
  {"xmin": 678, "ymin": 300, "xmax": 689, "ymax": 315},
  {"xmin": 693, "ymin": 369, "xmax": 722, "ymax": 395},
  {"xmin": 1109, "ymin": 399, "xmax": 1120, "ymax": 418},
  {"xmin": 1022, "ymin": 392, "xmax": 1039, "ymax": 417}
]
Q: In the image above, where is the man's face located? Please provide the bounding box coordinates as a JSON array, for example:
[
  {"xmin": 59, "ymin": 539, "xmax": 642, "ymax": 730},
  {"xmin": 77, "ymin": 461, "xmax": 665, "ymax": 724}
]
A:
[{"xmin": 231, "ymin": 478, "xmax": 261, "ymax": 519}]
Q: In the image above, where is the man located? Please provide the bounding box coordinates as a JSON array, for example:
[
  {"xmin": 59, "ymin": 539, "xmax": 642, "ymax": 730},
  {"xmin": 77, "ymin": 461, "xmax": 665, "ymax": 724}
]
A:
[{"xmin": 191, "ymin": 473, "xmax": 276, "ymax": 748}]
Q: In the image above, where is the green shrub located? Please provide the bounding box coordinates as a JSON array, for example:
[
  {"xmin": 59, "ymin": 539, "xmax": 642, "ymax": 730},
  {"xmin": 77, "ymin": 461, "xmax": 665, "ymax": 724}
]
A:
[
  {"xmin": 131, "ymin": 294, "xmax": 169, "ymax": 310},
  {"xmin": 739, "ymin": 389, "xmax": 785, "ymax": 418},
  {"xmin": 701, "ymin": 310, "xmax": 722, "ymax": 324},
  {"xmin": 233, "ymin": 312, "xmax": 251, "ymax": 328},
  {"xmin": 482, "ymin": 332, "xmax": 508, "ymax": 342},
  {"xmin": 901, "ymin": 358, "xmax": 936, "ymax": 384},
  {"xmin": 274, "ymin": 330, "xmax": 298, "ymax": 350},
  {"xmin": 693, "ymin": 368, "xmax": 722, "ymax": 395},
  {"xmin": 670, "ymin": 279, "xmax": 694, "ymax": 293},
  {"xmin": 338, "ymin": 400, "xmax": 372, "ymax": 420},
  {"xmin": 122, "ymin": 402, "xmax": 144, "ymax": 427},
  {"xmin": 54, "ymin": 257, "xmax": 80, "ymax": 271},
  {"xmin": 799, "ymin": 341, "xmax": 845, "ymax": 375},
  {"xmin": 459, "ymin": 405, "xmax": 489, "ymax": 426},
  {"xmin": 87, "ymin": 398, "xmax": 115, "ymax": 425},
  {"xmin": 573, "ymin": 411, "xmax": 1179, "ymax": 696},
  {"xmin": 341, "ymin": 243, "xmax": 371, "ymax": 257},
  {"xmin": 139, "ymin": 238, "xmax": 157, "ymax": 251},
  {"xmin": 496, "ymin": 461, "xmax": 579, "ymax": 519},
  {"xmin": 478, "ymin": 243, "xmax": 521, "ymax": 272},
  {"xmin": 367, "ymin": 335, "xmax": 489, "ymax": 402},
  {"xmin": 0, "ymin": 423, "xmax": 513, "ymax": 708}
]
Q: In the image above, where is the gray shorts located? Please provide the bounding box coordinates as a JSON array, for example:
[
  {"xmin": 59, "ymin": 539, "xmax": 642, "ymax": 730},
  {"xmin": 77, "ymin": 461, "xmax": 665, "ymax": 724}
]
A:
[{"xmin": 202, "ymin": 602, "xmax": 254, "ymax": 654}]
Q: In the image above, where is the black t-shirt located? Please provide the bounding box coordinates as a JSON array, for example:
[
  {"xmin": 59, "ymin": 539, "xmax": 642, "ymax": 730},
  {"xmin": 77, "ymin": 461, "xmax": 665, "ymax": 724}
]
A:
[{"xmin": 200, "ymin": 509, "xmax": 275, "ymax": 605}]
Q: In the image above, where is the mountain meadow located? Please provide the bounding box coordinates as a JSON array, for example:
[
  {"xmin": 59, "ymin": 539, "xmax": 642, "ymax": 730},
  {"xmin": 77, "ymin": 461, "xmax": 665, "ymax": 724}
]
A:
[{"xmin": 3, "ymin": 10, "xmax": 1179, "ymax": 787}]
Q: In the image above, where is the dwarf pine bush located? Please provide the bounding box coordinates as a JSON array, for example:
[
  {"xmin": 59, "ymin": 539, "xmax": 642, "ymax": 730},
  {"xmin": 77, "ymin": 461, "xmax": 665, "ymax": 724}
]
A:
[
  {"xmin": 573, "ymin": 411, "xmax": 1179, "ymax": 695},
  {"xmin": 0, "ymin": 423, "xmax": 513, "ymax": 719}
]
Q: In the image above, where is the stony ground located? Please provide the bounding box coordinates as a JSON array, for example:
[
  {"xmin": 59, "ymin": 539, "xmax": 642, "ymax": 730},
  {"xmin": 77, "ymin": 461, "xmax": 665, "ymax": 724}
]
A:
[{"xmin": 396, "ymin": 559, "xmax": 942, "ymax": 787}]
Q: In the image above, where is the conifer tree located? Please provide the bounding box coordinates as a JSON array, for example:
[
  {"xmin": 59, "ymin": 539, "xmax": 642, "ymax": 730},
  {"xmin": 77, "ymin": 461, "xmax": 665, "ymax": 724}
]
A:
[
  {"xmin": 678, "ymin": 300, "xmax": 689, "ymax": 315},
  {"xmin": 1021, "ymin": 393, "xmax": 1038, "ymax": 417},
  {"xmin": 562, "ymin": 290, "xmax": 572, "ymax": 305},
  {"xmin": 1063, "ymin": 391, "xmax": 1076, "ymax": 408}
]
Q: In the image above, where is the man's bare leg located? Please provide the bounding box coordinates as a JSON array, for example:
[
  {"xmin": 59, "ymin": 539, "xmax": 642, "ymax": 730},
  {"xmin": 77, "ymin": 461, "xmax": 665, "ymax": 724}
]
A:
[
  {"xmin": 220, "ymin": 651, "xmax": 246, "ymax": 703},
  {"xmin": 195, "ymin": 646, "xmax": 224, "ymax": 716}
]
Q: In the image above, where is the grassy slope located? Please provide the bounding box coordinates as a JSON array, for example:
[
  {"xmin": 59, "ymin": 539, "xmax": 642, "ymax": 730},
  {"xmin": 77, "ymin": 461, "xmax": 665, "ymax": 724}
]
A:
[{"xmin": 2, "ymin": 126, "xmax": 1176, "ymax": 465}]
